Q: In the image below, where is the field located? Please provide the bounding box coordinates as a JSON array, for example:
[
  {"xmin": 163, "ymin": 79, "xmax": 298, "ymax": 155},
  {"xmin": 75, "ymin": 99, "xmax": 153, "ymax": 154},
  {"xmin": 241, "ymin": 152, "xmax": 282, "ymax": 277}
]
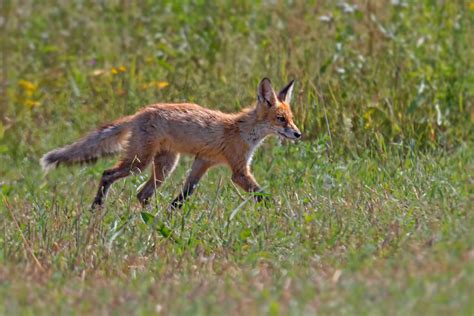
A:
[{"xmin": 1, "ymin": 1, "xmax": 473, "ymax": 315}]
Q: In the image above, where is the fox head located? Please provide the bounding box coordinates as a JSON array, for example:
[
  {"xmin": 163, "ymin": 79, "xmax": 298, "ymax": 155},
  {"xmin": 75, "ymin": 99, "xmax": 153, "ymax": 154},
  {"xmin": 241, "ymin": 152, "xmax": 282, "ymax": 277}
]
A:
[{"xmin": 256, "ymin": 78, "xmax": 301, "ymax": 140}]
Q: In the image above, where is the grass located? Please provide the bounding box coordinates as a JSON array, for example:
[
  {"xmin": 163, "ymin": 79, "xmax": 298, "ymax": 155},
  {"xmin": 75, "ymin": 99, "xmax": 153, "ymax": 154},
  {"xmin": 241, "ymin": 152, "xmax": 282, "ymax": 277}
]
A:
[{"xmin": 1, "ymin": 1, "xmax": 473, "ymax": 315}]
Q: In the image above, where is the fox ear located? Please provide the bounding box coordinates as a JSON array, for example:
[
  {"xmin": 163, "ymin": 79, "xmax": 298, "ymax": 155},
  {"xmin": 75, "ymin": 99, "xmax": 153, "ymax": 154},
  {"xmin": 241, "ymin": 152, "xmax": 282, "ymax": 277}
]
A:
[
  {"xmin": 277, "ymin": 80, "xmax": 295, "ymax": 104},
  {"xmin": 257, "ymin": 78, "xmax": 277, "ymax": 107}
]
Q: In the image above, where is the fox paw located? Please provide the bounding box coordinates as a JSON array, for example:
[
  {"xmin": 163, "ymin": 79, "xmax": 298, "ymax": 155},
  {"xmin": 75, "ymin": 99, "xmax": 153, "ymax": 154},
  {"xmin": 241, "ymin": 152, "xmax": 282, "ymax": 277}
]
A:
[
  {"xmin": 90, "ymin": 199, "xmax": 104, "ymax": 212},
  {"xmin": 254, "ymin": 192, "xmax": 272, "ymax": 207},
  {"xmin": 169, "ymin": 199, "xmax": 184, "ymax": 210}
]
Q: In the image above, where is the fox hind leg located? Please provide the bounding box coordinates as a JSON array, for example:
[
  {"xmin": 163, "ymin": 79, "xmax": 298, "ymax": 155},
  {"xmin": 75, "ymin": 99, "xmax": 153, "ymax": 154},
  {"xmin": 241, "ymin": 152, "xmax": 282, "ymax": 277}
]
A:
[
  {"xmin": 170, "ymin": 158, "xmax": 215, "ymax": 209},
  {"xmin": 137, "ymin": 151, "xmax": 180, "ymax": 207},
  {"xmin": 91, "ymin": 151, "xmax": 154, "ymax": 210}
]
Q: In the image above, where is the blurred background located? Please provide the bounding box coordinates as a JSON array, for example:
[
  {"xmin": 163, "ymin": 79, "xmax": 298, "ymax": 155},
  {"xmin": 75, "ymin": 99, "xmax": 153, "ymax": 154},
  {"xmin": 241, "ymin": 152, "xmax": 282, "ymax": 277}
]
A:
[{"xmin": 1, "ymin": 0, "xmax": 472, "ymax": 158}]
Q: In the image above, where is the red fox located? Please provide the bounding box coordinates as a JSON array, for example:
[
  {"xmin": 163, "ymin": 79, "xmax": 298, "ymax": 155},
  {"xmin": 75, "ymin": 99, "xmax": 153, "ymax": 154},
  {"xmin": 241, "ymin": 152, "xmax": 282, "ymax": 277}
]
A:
[{"xmin": 41, "ymin": 78, "xmax": 301, "ymax": 209}]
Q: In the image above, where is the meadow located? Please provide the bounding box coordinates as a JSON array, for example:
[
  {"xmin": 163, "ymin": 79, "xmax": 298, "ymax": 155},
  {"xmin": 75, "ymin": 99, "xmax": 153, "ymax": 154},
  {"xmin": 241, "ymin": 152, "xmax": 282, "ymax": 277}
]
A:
[{"xmin": 1, "ymin": 1, "xmax": 473, "ymax": 315}]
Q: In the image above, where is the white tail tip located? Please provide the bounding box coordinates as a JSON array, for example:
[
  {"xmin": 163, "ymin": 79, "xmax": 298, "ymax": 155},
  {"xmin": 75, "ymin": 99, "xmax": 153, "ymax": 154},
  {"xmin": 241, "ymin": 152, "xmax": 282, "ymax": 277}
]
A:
[{"xmin": 40, "ymin": 154, "xmax": 58, "ymax": 173}]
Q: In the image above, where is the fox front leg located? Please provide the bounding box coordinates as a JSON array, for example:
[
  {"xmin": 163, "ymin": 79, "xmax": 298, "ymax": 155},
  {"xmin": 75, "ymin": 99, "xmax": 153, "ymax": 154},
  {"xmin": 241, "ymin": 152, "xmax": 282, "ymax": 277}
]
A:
[{"xmin": 231, "ymin": 169, "xmax": 270, "ymax": 204}]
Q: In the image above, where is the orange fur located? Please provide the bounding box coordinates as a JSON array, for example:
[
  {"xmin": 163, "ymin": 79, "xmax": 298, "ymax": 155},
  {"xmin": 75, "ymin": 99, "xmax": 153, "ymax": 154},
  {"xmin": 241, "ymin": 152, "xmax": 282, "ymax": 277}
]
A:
[{"xmin": 41, "ymin": 78, "xmax": 301, "ymax": 209}]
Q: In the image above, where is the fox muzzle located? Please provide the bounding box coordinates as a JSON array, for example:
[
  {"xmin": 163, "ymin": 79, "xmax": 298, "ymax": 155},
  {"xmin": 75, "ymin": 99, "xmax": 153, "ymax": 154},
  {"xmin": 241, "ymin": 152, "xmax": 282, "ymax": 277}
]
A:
[{"xmin": 278, "ymin": 127, "xmax": 302, "ymax": 140}]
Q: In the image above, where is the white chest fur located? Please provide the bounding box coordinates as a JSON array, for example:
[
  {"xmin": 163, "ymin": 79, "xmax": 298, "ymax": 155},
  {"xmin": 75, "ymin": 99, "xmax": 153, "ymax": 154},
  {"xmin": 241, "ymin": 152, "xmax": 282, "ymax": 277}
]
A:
[
  {"xmin": 246, "ymin": 138, "xmax": 265, "ymax": 165},
  {"xmin": 240, "ymin": 125, "xmax": 269, "ymax": 166}
]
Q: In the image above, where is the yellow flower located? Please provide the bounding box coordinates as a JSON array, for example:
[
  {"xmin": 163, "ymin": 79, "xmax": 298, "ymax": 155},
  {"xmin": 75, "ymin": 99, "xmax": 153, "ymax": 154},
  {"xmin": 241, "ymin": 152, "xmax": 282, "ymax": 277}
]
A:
[
  {"xmin": 18, "ymin": 80, "xmax": 38, "ymax": 93},
  {"xmin": 140, "ymin": 81, "xmax": 169, "ymax": 90},
  {"xmin": 156, "ymin": 81, "xmax": 169, "ymax": 89},
  {"xmin": 111, "ymin": 65, "xmax": 126, "ymax": 75},
  {"xmin": 24, "ymin": 100, "xmax": 40, "ymax": 108},
  {"xmin": 470, "ymin": 2, "xmax": 474, "ymax": 11}
]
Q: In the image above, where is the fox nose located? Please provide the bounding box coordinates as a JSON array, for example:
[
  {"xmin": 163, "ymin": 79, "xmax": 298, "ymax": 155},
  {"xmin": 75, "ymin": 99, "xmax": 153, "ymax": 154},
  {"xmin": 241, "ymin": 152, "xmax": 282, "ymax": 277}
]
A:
[{"xmin": 294, "ymin": 131, "xmax": 301, "ymax": 139}]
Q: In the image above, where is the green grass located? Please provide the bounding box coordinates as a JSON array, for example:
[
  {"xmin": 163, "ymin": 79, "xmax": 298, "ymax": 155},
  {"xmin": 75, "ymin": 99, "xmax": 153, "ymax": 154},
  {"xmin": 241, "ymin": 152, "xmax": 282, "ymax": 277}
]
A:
[{"xmin": 1, "ymin": 1, "xmax": 473, "ymax": 315}]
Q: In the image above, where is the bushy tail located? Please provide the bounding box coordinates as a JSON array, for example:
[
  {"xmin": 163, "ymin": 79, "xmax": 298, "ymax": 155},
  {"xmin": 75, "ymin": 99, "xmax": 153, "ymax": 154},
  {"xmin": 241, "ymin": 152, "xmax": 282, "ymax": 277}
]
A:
[{"xmin": 40, "ymin": 116, "xmax": 133, "ymax": 171}]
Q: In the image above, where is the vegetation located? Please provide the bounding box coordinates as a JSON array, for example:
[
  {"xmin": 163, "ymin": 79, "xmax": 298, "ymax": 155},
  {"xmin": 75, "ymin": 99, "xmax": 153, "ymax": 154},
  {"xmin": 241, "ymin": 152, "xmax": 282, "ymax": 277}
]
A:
[{"xmin": 1, "ymin": 1, "xmax": 472, "ymax": 315}]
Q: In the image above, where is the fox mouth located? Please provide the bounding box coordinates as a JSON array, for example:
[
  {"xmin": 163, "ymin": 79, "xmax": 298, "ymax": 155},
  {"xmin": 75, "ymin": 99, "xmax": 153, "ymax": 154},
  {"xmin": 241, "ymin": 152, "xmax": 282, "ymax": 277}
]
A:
[{"xmin": 277, "ymin": 131, "xmax": 298, "ymax": 140}]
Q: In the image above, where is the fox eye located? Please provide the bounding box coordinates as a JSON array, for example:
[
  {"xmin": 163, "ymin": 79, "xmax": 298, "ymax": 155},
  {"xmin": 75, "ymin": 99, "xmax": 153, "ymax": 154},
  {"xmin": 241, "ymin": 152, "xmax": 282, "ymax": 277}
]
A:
[{"xmin": 277, "ymin": 116, "xmax": 286, "ymax": 123}]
